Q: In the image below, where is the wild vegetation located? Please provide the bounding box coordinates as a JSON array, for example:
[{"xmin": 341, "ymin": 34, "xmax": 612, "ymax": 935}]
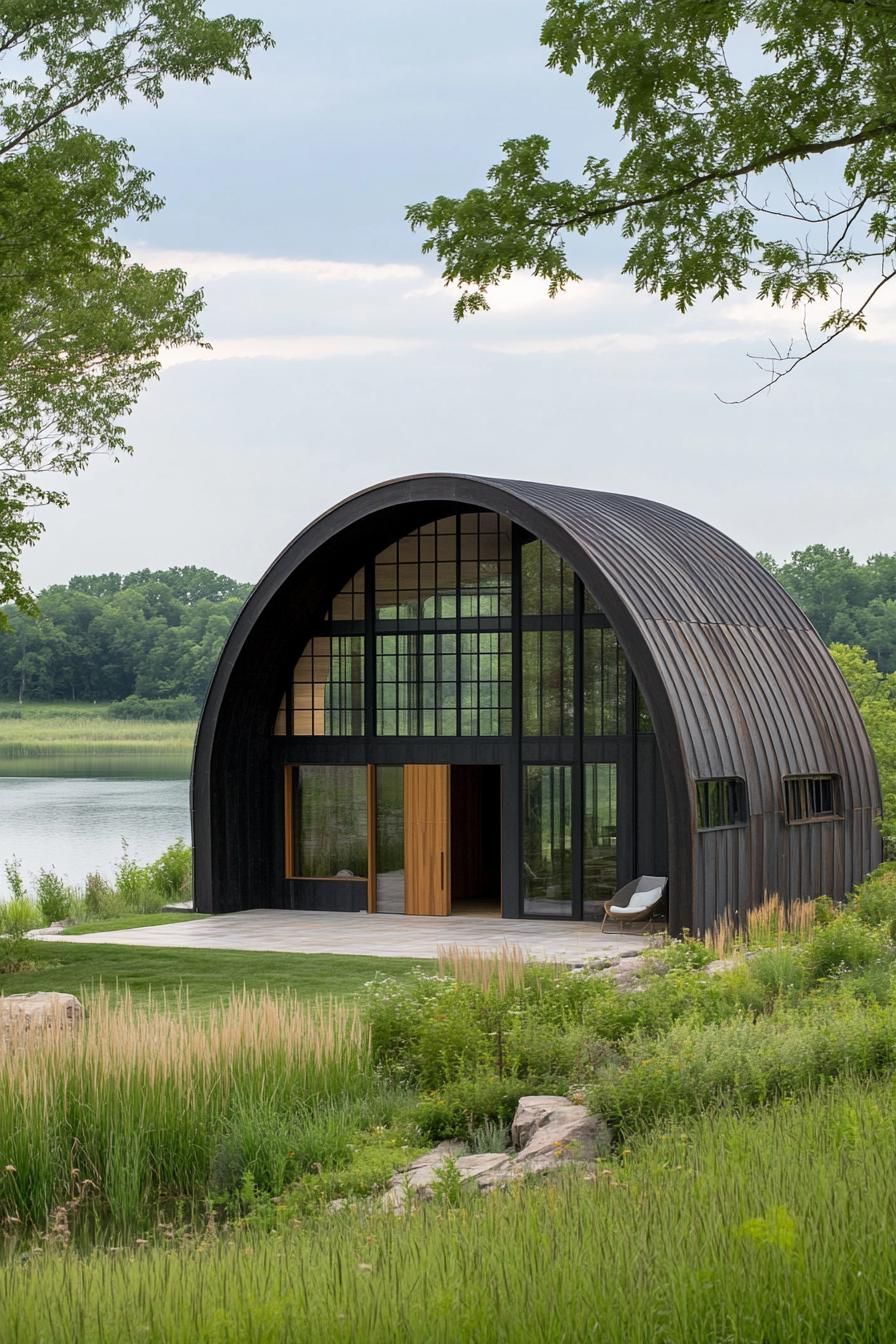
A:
[
  {"xmin": 3, "ymin": 864, "xmax": 896, "ymax": 1344},
  {"xmin": 0, "ymin": 840, "xmax": 193, "ymax": 970},
  {"xmin": 4, "ymin": 1076, "xmax": 896, "ymax": 1343}
]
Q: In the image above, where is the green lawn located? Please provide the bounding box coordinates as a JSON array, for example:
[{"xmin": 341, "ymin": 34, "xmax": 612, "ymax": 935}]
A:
[
  {"xmin": 3, "ymin": 940, "xmax": 429, "ymax": 1010},
  {"xmin": 61, "ymin": 912, "xmax": 206, "ymax": 936}
]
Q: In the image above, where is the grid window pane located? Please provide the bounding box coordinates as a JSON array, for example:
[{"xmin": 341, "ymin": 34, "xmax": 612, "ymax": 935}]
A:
[
  {"xmin": 291, "ymin": 635, "xmax": 364, "ymax": 736},
  {"xmin": 584, "ymin": 628, "xmax": 627, "ymax": 735}
]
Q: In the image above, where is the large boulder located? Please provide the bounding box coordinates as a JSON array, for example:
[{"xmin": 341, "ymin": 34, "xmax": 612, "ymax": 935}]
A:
[
  {"xmin": 0, "ymin": 992, "xmax": 83, "ymax": 1031},
  {"xmin": 512, "ymin": 1095, "xmax": 611, "ymax": 1172},
  {"xmin": 385, "ymin": 1096, "xmax": 611, "ymax": 1208}
]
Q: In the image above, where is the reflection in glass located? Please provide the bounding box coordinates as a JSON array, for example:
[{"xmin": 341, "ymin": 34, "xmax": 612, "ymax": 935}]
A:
[
  {"xmin": 522, "ymin": 630, "xmax": 574, "ymax": 735},
  {"xmin": 521, "ymin": 539, "xmax": 575, "ymax": 616},
  {"xmin": 523, "ymin": 765, "xmax": 572, "ymax": 915},
  {"xmin": 583, "ymin": 628, "xmax": 627, "ymax": 735},
  {"xmin": 293, "ymin": 636, "xmax": 365, "ymax": 736},
  {"xmin": 375, "ymin": 766, "xmax": 405, "ymax": 913},
  {"xmin": 583, "ymin": 763, "xmax": 618, "ymax": 918},
  {"xmin": 293, "ymin": 766, "xmax": 367, "ymax": 877}
]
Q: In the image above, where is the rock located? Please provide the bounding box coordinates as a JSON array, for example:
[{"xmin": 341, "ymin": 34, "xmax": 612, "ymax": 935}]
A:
[
  {"xmin": 326, "ymin": 1198, "xmax": 348, "ymax": 1213},
  {"xmin": 0, "ymin": 992, "xmax": 83, "ymax": 1031},
  {"xmin": 455, "ymin": 1152, "xmax": 515, "ymax": 1190},
  {"xmin": 385, "ymin": 1097, "xmax": 611, "ymax": 1209},
  {"xmin": 513, "ymin": 1097, "xmax": 610, "ymax": 1172},
  {"xmin": 511, "ymin": 1096, "xmax": 572, "ymax": 1149}
]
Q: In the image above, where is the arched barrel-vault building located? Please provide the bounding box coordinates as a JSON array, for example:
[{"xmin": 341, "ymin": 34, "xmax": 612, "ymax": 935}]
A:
[{"xmin": 192, "ymin": 475, "xmax": 882, "ymax": 935}]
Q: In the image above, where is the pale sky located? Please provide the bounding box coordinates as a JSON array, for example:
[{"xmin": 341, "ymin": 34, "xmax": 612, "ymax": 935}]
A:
[{"xmin": 22, "ymin": 0, "xmax": 896, "ymax": 592}]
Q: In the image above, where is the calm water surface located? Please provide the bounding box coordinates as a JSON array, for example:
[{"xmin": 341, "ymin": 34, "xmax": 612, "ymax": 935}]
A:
[{"xmin": 0, "ymin": 754, "xmax": 191, "ymax": 887}]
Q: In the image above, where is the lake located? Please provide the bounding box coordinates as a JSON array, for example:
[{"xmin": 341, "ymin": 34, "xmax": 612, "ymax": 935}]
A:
[{"xmin": 0, "ymin": 754, "xmax": 191, "ymax": 888}]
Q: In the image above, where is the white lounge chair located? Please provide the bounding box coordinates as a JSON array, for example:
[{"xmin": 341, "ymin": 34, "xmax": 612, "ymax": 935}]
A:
[{"xmin": 600, "ymin": 875, "xmax": 668, "ymax": 932}]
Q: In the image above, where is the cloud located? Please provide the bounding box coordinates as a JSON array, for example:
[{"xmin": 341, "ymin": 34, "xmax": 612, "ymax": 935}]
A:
[
  {"xmin": 159, "ymin": 334, "xmax": 428, "ymax": 367},
  {"xmin": 131, "ymin": 245, "xmax": 896, "ymax": 370},
  {"xmin": 132, "ymin": 247, "xmax": 425, "ymax": 286}
]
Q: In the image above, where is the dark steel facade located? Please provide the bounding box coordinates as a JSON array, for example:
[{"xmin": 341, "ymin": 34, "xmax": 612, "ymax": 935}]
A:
[{"xmin": 192, "ymin": 475, "xmax": 883, "ymax": 934}]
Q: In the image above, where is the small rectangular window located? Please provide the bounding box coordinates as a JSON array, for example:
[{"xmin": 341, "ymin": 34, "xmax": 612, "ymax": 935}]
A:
[
  {"xmin": 696, "ymin": 778, "xmax": 747, "ymax": 829},
  {"xmin": 783, "ymin": 775, "xmax": 841, "ymax": 824}
]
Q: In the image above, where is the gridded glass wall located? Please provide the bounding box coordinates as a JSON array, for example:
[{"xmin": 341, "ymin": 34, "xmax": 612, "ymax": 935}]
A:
[
  {"xmin": 290, "ymin": 766, "xmax": 367, "ymax": 877},
  {"xmin": 583, "ymin": 628, "xmax": 627, "ymax": 735},
  {"xmin": 523, "ymin": 765, "xmax": 573, "ymax": 916},
  {"xmin": 582, "ymin": 763, "xmax": 618, "ymax": 916},
  {"xmin": 522, "ymin": 630, "xmax": 574, "ymax": 735},
  {"xmin": 293, "ymin": 635, "xmax": 365, "ymax": 736},
  {"xmin": 376, "ymin": 630, "xmax": 512, "ymax": 736},
  {"xmin": 373, "ymin": 512, "xmax": 513, "ymax": 737},
  {"xmin": 521, "ymin": 538, "xmax": 575, "ymax": 615},
  {"xmin": 276, "ymin": 511, "xmax": 644, "ymax": 744}
]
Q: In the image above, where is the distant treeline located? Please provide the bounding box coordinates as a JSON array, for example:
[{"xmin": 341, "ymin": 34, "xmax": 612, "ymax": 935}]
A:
[
  {"xmin": 0, "ymin": 546, "xmax": 894, "ymax": 709},
  {"xmin": 760, "ymin": 546, "xmax": 896, "ymax": 672},
  {"xmin": 0, "ymin": 568, "xmax": 252, "ymax": 706}
]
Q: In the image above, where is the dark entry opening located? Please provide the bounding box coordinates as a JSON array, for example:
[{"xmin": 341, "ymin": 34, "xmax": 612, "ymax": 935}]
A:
[{"xmin": 449, "ymin": 765, "xmax": 502, "ymax": 916}]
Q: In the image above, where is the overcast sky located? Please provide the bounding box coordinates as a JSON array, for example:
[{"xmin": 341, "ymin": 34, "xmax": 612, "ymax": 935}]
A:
[{"xmin": 23, "ymin": 0, "xmax": 896, "ymax": 592}]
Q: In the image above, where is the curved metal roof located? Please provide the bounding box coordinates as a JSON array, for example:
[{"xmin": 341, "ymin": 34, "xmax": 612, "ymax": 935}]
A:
[{"xmin": 193, "ymin": 473, "xmax": 882, "ymax": 928}]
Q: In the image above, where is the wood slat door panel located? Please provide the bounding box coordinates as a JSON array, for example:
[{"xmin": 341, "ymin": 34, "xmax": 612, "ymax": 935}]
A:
[{"xmin": 404, "ymin": 765, "xmax": 450, "ymax": 915}]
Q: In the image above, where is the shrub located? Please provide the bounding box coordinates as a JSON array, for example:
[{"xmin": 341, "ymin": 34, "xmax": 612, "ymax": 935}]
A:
[
  {"xmin": 848, "ymin": 863, "xmax": 896, "ymax": 938},
  {"xmin": 801, "ymin": 915, "xmax": 889, "ymax": 984},
  {"xmin": 413, "ymin": 1077, "xmax": 528, "ymax": 1141},
  {"xmin": 587, "ymin": 999, "xmax": 896, "ymax": 1132},
  {"xmin": 35, "ymin": 870, "xmax": 75, "ymax": 925},
  {"xmin": 83, "ymin": 871, "xmax": 127, "ymax": 920},
  {"xmin": 111, "ymin": 845, "xmax": 166, "ymax": 914},
  {"xmin": 0, "ymin": 868, "xmax": 39, "ymax": 971},
  {"xmin": 147, "ymin": 839, "xmax": 192, "ymax": 905}
]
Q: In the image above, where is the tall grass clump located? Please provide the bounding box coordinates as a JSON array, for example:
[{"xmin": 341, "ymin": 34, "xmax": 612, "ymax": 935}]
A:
[
  {"xmin": 436, "ymin": 943, "xmax": 530, "ymax": 993},
  {"xmin": 0, "ymin": 990, "xmax": 370, "ymax": 1234},
  {"xmin": 4, "ymin": 1076, "xmax": 896, "ymax": 1343},
  {"xmin": 705, "ymin": 892, "xmax": 816, "ymax": 956}
]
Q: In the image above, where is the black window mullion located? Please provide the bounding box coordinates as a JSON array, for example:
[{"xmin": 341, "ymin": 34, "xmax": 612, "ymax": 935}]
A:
[{"xmin": 572, "ymin": 576, "xmax": 584, "ymax": 920}]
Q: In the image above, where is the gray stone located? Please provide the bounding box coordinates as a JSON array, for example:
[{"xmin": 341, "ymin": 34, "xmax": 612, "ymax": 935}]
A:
[
  {"xmin": 0, "ymin": 992, "xmax": 83, "ymax": 1030},
  {"xmin": 513, "ymin": 1100, "xmax": 610, "ymax": 1172},
  {"xmin": 511, "ymin": 1096, "xmax": 572, "ymax": 1149},
  {"xmin": 385, "ymin": 1096, "xmax": 611, "ymax": 1209}
]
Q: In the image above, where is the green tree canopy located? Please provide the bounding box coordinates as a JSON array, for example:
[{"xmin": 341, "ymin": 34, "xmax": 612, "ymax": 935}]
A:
[
  {"xmin": 0, "ymin": 566, "xmax": 252, "ymax": 703},
  {"xmin": 761, "ymin": 546, "xmax": 896, "ymax": 673},
  {"xmin": 0, "ymin": 2, "xmax": 272, "ymax": 623},
  {"xmin": 408, "ymin": 1, "xmax": 896, "ymax": 391},
  {"xmin": 830, "ymin": 643, "xmax": 896, "ymax": 853}
]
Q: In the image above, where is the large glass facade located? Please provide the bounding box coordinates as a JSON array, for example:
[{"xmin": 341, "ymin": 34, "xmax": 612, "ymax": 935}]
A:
[
  {"xmin": 291, "ymin": 766, "xmax": 367, "ymax": 878},
  {"xmin": 278, "ymin": 510, "xmax": 655, "ymax": 920}
]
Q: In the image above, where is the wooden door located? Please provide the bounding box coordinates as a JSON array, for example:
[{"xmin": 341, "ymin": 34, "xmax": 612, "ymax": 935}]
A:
[{"xmin": 404, "ymin": 765, "xmax": 450, "ymax": 915}]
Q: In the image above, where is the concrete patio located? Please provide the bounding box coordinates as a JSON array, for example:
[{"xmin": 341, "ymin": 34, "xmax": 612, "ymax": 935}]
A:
[{"xmin": 55, "ymin": 909, "xmax": 649, "ymax": 962}]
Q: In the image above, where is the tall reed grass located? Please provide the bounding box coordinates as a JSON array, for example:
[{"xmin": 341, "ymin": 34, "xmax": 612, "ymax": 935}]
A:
[
  {"xmin": 436, "ymin": 943, "xmax": 531, "ymax": 993},
  {"xmin": 705, "ymin": 892, "xmax": 816, "ymax": 956},
  {"xmin": 0, "ymin": 990, "xmax": 370, "ymax": 1233},
  {"xmin": 4, "ymin": 1074, "xmax": 896, "ymax": 1342}
]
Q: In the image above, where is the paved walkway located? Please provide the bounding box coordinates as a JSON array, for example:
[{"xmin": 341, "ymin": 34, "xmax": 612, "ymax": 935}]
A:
[{"xmin": 55, "ymin": 909, "xmax": 648, "ymax": 963}]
